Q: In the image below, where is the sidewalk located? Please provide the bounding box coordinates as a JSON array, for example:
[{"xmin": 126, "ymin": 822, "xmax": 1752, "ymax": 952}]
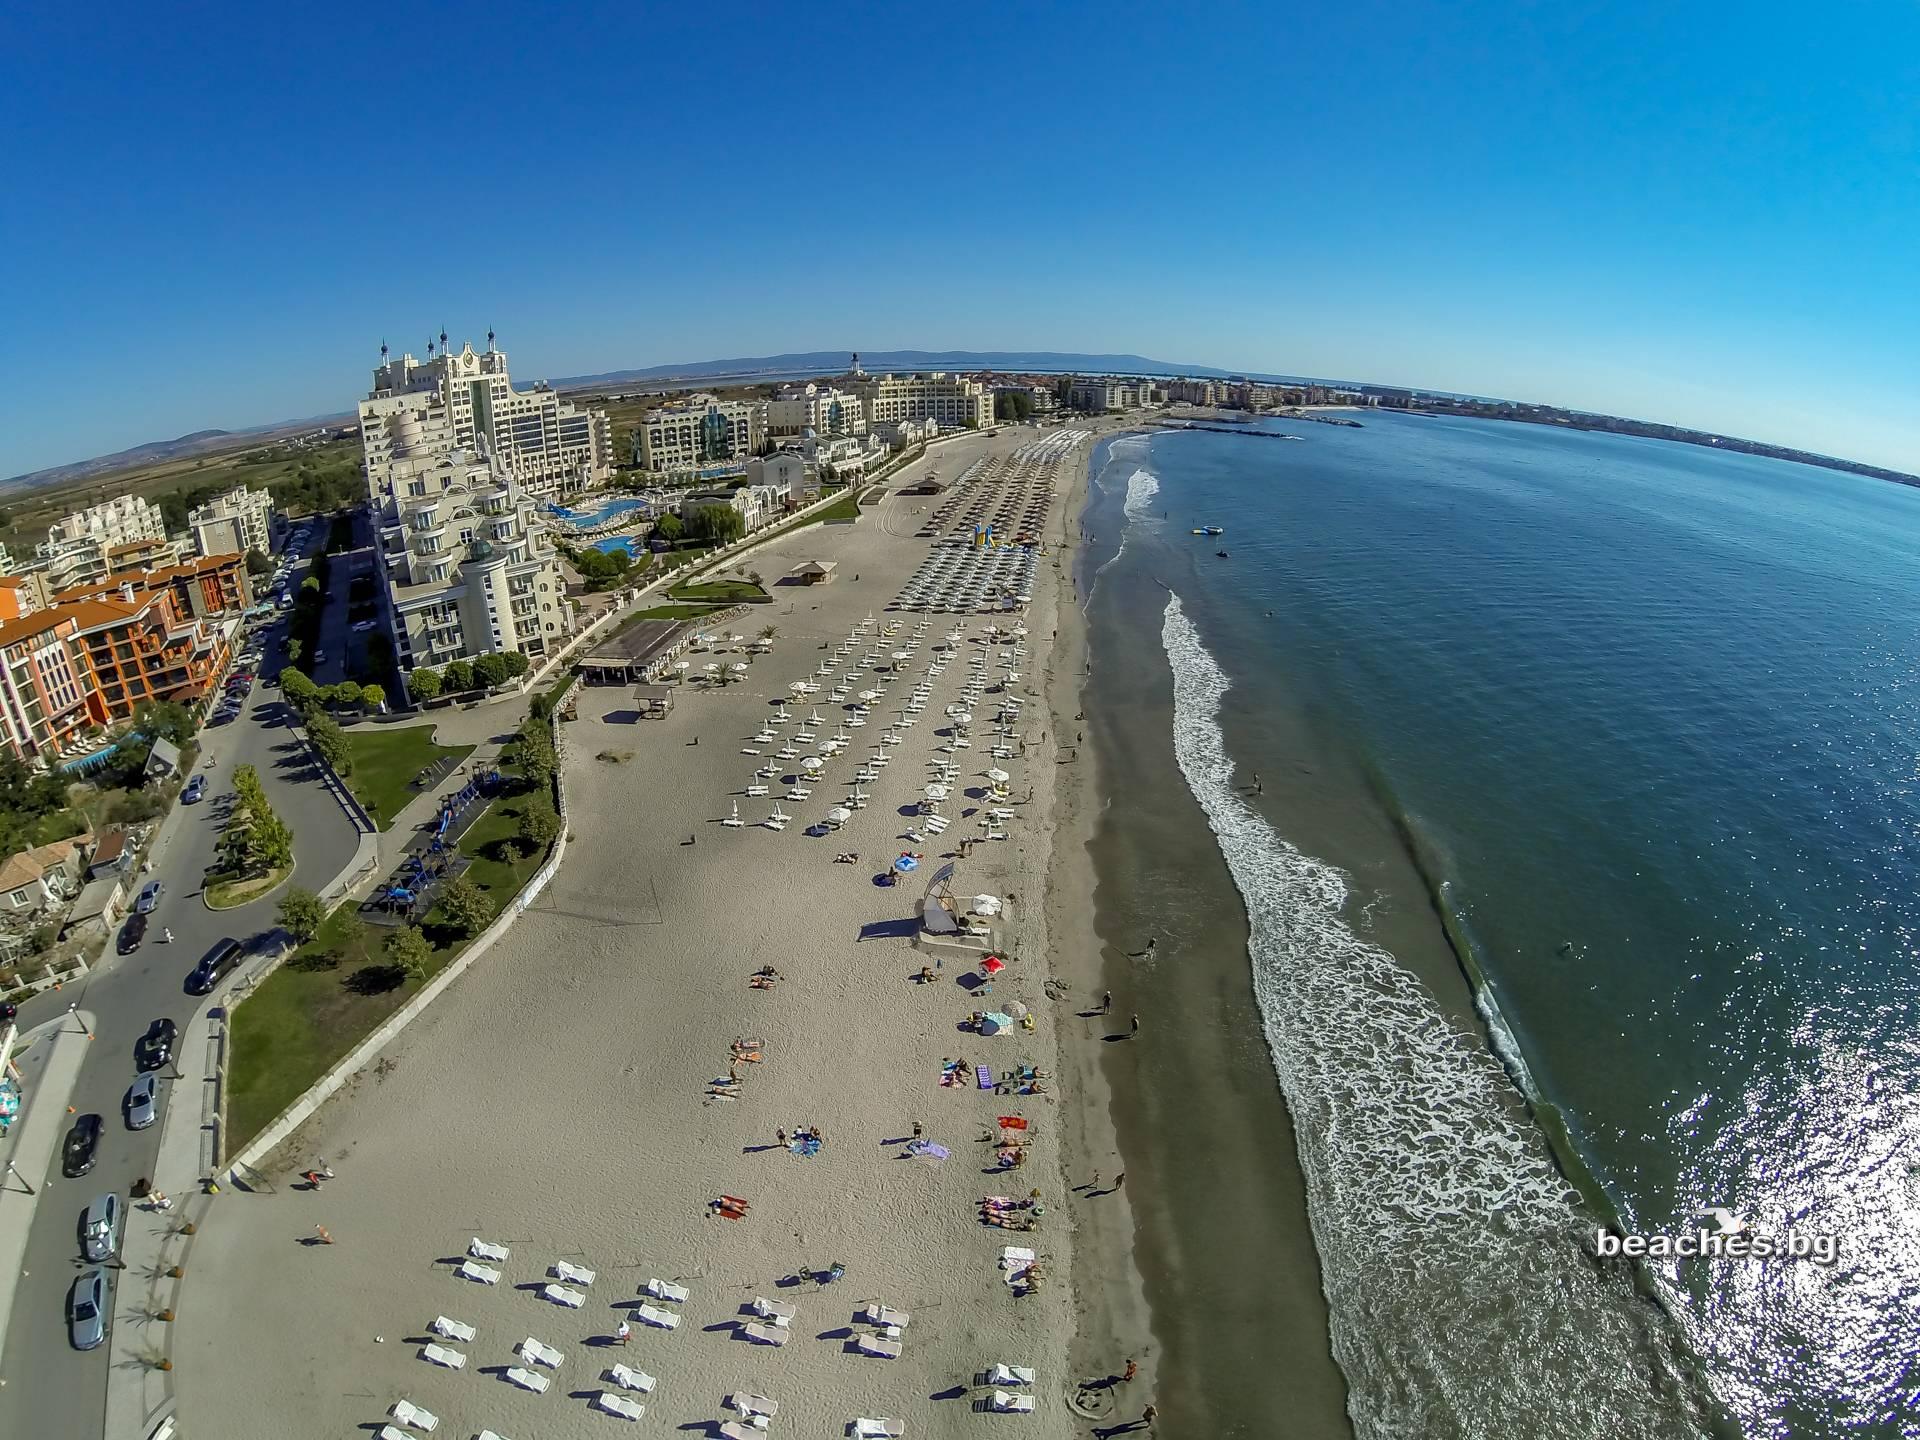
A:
[
  {"xmin": 103, "ymin": 999, "xmax": 224, "ymax": 1440},
  {"xmin": 0, "ymin": 1014, "xmax": 95, "ymax": 1368}
]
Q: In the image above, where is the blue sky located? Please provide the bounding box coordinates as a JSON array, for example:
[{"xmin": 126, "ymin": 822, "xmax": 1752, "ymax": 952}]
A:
[{"xmin": 1, "ymin": 2, "xmax": 1915, "ymax": 477}]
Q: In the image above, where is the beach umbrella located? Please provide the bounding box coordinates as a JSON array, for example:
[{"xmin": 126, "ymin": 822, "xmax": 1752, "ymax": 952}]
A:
[
  {"xmin": 979, "ymin": 1011, "xmax": 1013, "ymax": 1035},
  {"xmin": 892, "ymin": 650, "xmax": 911, "ymax": 660},
  {"xmin": 953, "ymin": 712, "xmax": 973, "ymax": 725},
  {"xmin": 826, "ymin": 806, "xmax": 853, "ymax": 824},
  {"xmin": 973, "ymin": 895, "xmax": 1004, "ymax": 917},
  {"xmin": 704, "ymin": 662, "xmax": 721, "ymax": 673},
  {"xmin": 980, "ymin": 954, "xmax": 1006, "ymax": 974},
  {"xmin": 986, "ymin": 767, "xmax": 1011, "ymax": 784},
  {"xmin": 801, "ymin": 756, "xmax": 825, "ymax": 772},
  {"xmin": 673, "ymin": 660, "xmax": 691, "ymax": 672},
  {"xmin": 924, "ymin": 783, "xmax": 949, "ymax": 801},
  {"xmin": 858, "ymin": 689, "xmax": 881, "ymax": 702},
  {"xmin": 730, "ymin": 633, "xmax": 745, "ymax": 643},
  {"xmin": 1003, "ymin": 1000, "xmax": 1029, "ymax": 1021},
  {"xmin": 789, "ymin": 681, "xmax": 809, "ymax": 693},
  {"xmin": 729, "ymin": 662, "xmax": 749, "ymax": 673},
  {"xmin": 894, "ymin": 855, "xmax": 919, "ymax": 873}
]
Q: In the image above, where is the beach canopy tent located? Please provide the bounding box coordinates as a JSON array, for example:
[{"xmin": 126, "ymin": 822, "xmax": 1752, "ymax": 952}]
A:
[
  {"xmin": 787, "ymin": 560, "xmax": 838, "ymax": 585},
  {"xmin": 635, "ymin": 684, "xmax": 675, "ymax": 717},
  {"xmin": 980, "ymin": 956, "xmax": 1006, "ymax": 976}
]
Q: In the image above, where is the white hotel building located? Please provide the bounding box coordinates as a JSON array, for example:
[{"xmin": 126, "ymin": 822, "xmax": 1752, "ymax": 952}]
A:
[
  {"xmin": 35, "ymin": 496, "xmax": 172, "ymax": 592},
  {"xmin": 767, "ymin": 383, "xmax": 866, "ymax": 438},
  {"xmin": 633, "ymin": 394, "xmax": 767, "ymax": 473},
  {"xmin": 187, "ymin": 484, "xmax": 276, "ymax": 559},
  {"xmin": 849, "ymin": 370, "xmax": 994, "ymax": 430},
  {"xmin": 359, "ymin": 333, "xmax": 613, "ymax": 501}
]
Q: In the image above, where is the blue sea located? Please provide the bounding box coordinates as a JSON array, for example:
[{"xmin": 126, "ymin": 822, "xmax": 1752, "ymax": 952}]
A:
[{"xmin": 1081, "ymin": 413, "xmax": 1920, "ymax": 1438}]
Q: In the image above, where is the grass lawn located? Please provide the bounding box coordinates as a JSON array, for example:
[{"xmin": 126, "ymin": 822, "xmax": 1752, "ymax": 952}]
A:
[
  {"xmin": 206, "ymin": 863, "xmax": 293, "ymax": 910},
  {"xmin": 342, "ymin": 725, "xmax": 475, "ymax": 831},
  {"xmin": 812, "ymin": 490, "xmax": 862, "ymax": 523},
  {"xmin": 226, "ymin": 767, "xmax": 551, "ymax": 1151},
  {"xmin": 667, "ymin": 578, "xmax": 767, "ymax": 603}
]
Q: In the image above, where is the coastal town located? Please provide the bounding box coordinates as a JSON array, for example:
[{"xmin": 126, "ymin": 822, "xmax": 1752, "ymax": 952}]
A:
[{"xmin": 0, "ymin": 342, "xmax": 1217, "ymax": 1438}]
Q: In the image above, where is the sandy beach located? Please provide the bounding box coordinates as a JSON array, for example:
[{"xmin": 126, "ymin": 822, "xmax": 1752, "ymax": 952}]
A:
[{"xmin": 173, "ymin": 424, "xmax": 1161, "ymax": 1437}]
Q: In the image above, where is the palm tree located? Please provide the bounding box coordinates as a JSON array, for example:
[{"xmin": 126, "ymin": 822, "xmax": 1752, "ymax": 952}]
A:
[{"xmin": 758, "ymin": 625, "xmax": 778, "ymax": 642}]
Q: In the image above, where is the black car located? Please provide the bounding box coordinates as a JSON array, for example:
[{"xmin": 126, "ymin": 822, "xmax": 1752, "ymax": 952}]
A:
[
  {"xmin": 61, "ymin": 1114, "xmax": 103, "ymax": 1177},
  {"xmin": 186, "ymin": 938, "xmax": 243, "ymax": 995},
  {"xmin": 137, "ymin": 1018, "xmax": 177, "ymax": 1072},
  {"xmin": 117, "ymin": 912, "xmax": 148, "ymax": 955}
]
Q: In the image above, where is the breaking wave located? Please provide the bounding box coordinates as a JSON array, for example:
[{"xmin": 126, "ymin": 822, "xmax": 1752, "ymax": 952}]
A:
[
  {"xmin": 1122, "ymin": 467, "xmax": 1160, "ymax": 520},
  {"xmin": 1160, "ymin": 592, "xmax": 1706, "ymax": 1440}
]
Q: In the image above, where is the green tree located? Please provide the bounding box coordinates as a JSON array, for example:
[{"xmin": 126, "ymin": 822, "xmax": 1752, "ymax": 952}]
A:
[
  {"xmin": 360, "ymin": 683, "xmax": 388, "ymax": 711},
  {"xmin": 518, "ymin": 792, "xmax": 561, "ymax": 849},
  {"xmin": 758, "ymin": 625, "xmax": 778, "ymax": 642},
  {"xmin": 276, "ymin": 886, "xmax": 326, "ymax": 944},
  {"xmin": 436, "ymin": 875, "xmax": 495, "ymax": 938},
  {"xmin": 132, "ymin": 700, "xmax": 195, "ymax": 747},
  {"xmin": 472, "ymin": 653, "xmax": 511, "ymax": 690},
  {"xmin": 306, "ymin": 711, "xmax": 352, "ymax": 775},
  {"xmin": 279, "ymin": 666, "xmax": 320, "ymax": 712},
  {"xmin": 442, "ymin": 659, "xmax": 474, "ymax": 694},
  {"xmin": 301, "ymin": 574, "xmax": 320, "ymax": 595},
  {"xmin": 995, "ymin": 390, "xmax": 1035, "ymax": 422},
  {"xmin": 245, "ymin": 548, "xmax": 273, "ymax": 577},
  {"xmin": 285, "ymin": 636, "xmax": 304, "ymax": 663},
  {"xmin": 652, "ymin": 512, "xmax": 684, "ymax": 543},
  {"xmin": 686, "ymin": 504, "xmax": 745, "ymax": 545},
  {"xmin": 385, "ymin": 924, "xmax": 432, "ymax": 981},
  {"xmin": 501, "ymin": 652, "xmax": 530, "ymax": 680},
  {"xmin": 407, "ymin": 667, "xmax": 443, "ymax": 702}
]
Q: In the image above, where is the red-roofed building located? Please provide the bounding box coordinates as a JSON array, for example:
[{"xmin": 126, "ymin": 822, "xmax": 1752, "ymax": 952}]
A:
[
  {"xmin": 59, "ymin": 584, "xmax": 229, "ymax": 719},
  {"xmin": 0, "ymin": 609, "xmax": 102, "ymax": 763},
  {"xmin": 55, "ymin": 551, "xmax": 253, "ymax": 620}
]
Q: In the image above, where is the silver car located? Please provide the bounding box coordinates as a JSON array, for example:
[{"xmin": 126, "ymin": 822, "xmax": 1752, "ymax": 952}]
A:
[
  {"xmin": 125, "ymin": 1074, "xmax": 158, "ymax": 1130},
  {"xmin": 81, "ymin": 1193, "xmax": 121, "ymax": 1262},
  {"xmin": 68, "ymin": 1269, "xmax": 106, "ymax": 1350}
]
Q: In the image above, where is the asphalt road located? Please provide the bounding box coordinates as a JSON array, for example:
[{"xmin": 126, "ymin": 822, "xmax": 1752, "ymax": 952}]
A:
[{"xmin": 0, "ymin": 560, "xmax": 360, "ymax": 1436}]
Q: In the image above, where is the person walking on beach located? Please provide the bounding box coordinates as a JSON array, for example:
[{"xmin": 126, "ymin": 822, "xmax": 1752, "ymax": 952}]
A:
[
  {"xmin": 1130, "ymin": 1014, "xmax": 1140, "ymax": 1037},
  {"xmin": 911, "ymin": 1121, "xmax": 923, "ymax": 1139},
  {"xmin": 1145, "ymin": 936, "xmax": 1157, "ymax": 952},
  {"xmin": 1123, "ymin": 1357, "xmax": 1138, "ymax": 1383},
  {"xmin": 1143, "ymin": 1403, "xmax": 1158, "ymax": 1428},
  {"xmin": 615, "ymin": 1319, "xmax": 632, "ymax": 1346},
  {"xmin": 1114, "ymin": 1172, "xmax": 1126, "ymax": 1189},
  {"xmin": 1101, "ymin": 990, "xmax": 1112, "ymax": 1013},
  {"xmin": 776, "ymin": 1128, "xmax": 788, "ymax": 1148}
]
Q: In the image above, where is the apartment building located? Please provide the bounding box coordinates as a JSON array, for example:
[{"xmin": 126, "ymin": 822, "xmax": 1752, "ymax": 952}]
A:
[
  {"xmin": 371, "ymin": 410, "xmax": 575, "ymax": 670},
  {"xmin": 634, "ymin": 395, "xmax": 767, "ymax": 473},
  {"xmin": 56, "ymin": 552, "xmax": 253, "ymax": 621},
  {"xmin": 849, "ymin": 372, "xmax": 993, "ymax": 430},
  {"xmin": 1068, "ymin": 378, "xmax": 1158, "ymax": 412},
  {"xmin": 35, "ymin": 496, "xmax": 171, "ymax": 592},
  {"xmin": 187, "ymin": 484, "xmax": 276, "ymax": 558},
  {"xmin": 359, "ymin": 333, "xmax": 613, "ymax": 501},
  {"xmin": 62, "ymin": 585, "xmax": 230, "ymax": 720},
  {"xmin": 1161, "ymin": 377, "xmax": 1224, "ymax": 406},
  {"xmin": 767, "ymin": 383, "xmax": 867, "ymax": 437},
  {"xmin": 0, "ymin": 541, "xmax": 13, "ymax": 576},
  {"xmin": 0, "ymin": 610, "xmax": 98, "ymax": 764}
]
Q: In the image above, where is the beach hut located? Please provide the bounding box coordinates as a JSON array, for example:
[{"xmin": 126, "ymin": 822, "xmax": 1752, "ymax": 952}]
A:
[{"xmin": 787, "ymin": 560, "xmax": 838, "ymax": 586}]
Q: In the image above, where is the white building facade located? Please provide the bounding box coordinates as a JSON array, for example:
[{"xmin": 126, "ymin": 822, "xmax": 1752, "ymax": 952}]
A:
[
  {"xmin": 187, "ymin": 484, "xmax": 276, "ymax": 558},
  {"xmin": 634, "ymin": 395, "xmax": 767, "ymax": 473},
  {"xmin": 849, "ymin": 371, "xmax": 993, "ymax": 430},
  {"xmin": 359, "ymin": 334, "xmax": 613, "ymax": 502},
  {"xmin": 767, "ymin": 383, "xmax": 867, "ymax": 437},
  {"xmin": 35, "ymin": 496, "xmax": 170, "ymax": 592},
  {"xmin": 368, "ymin": 409, "xmax": 577, "ymax": 672}
]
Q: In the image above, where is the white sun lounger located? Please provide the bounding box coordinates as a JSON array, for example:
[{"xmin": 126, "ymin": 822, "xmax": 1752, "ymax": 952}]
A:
[
  {"xmin": 380, "ymin": 1427, "xmax": 413, "ymax": 1440},
  {"xmin": 854, "ymin": 1333, "xmax": 903, "ymax": 1359},
  {"xmin": 468, "ymin": 1238, "xmax": 510, "ymax": 1262},
  {"xmin": 718, "ymin": 1425, "xmax": 763, "ymax": 1440},
  {"xmin": 742, "ymin": 1321, "xmax": 790, "ymax": 1346},
  {"xmin": 504, "ymin": 1365, "xmax": 549, "ymax": 1394},
  {"xmin": 517, "ymin": 1337, "xmax": 563, "ymax": 1368},
  {"xmin": 458, "ymin": 1260, "xmax": 501, "ymax": 1286},
  {"xmin": 429, "ymin": 1315, "xmax": 476, "ymax": 1343},
  {"xmin": 595, "ymin": 1392, "xmax": 645, "ymax": 1421},
  {"xmin": 990, "ymin": 1390, "xmax": 1035, "ymax": 1413},
  {"xmin": 634, "ymin": 1303, "xmax": 680, "ymax": 1329},
  {"xmin": 542, "ymin": 1283, "xmax": 586, "ymax": 1308},
  {"xmin": 476, "ymin": 1431, "xmax": 515, "ymax": 1440},
  {"xmin": 388, "ymin": 1399, "xmax": 439, "ymax": 1432},
  {"xmin": 729, "ymin": 1393, "xmax": 779, "ymax": 1417},
  {"xmin": 420, "ymin": 1343, "xmax": 466, "ymax": 1369},
  {"xmin": 853, "ymin": 1419, "xmax": 905, "ymax": 1438},
  {"xmin": 988, "ymin": 1363, "xmax": 1037, "ymax": 1386},
  {"xmin": 644, "ymin": 1277, "xmax": 689, "ymax": 1303},
  {"xmin": 550, "ymin": 1260, "xmax": 596, "ymax": 1286},
  {"xmin": 607, "ymin": 1363, "xmax": 656, "ymax": 1393},
  {"xmin": 862, "ymin": 1302, "xmax": 910, "ymax": 1329},
  {"xmin": 751, "ymin": 1295, "xmax": 795, "ymax": 1326}
]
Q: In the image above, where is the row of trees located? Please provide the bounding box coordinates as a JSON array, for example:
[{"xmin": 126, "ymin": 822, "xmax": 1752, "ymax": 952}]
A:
[
  {"xmin": 220, "ymin": 763, "xmax": 293, "ymax": 880},
  {"xmin": 405, "ymin": 651, "xmax": 530, "ymax": 705}
]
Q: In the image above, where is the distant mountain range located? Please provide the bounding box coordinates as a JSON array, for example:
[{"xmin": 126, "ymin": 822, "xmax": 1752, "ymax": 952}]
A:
[
  {"xmin": 1, "ymin": 414, "xmax": 351, "ymax": 495},
  {"xmin": 552, "ymin": 349, "xmax": 1235, "ymax": 389}
]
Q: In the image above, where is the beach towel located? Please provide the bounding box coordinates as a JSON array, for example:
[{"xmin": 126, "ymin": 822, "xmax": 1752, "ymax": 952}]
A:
[{"xmin": 976, "ymin": 1065, "xmax": 993, "ymax": 1089}]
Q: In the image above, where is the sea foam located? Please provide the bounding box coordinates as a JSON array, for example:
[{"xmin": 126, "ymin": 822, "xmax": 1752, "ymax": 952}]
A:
[{"xmin": 1160, "ymin": 592, "xmax": 1699, "ymax": 1440}]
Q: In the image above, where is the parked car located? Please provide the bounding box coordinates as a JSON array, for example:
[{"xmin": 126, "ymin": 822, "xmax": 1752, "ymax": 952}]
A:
[
  {"xmin": 61, "ymin": 1114, "xmax": 103, "ymax": 1177},
  {"xmin": 124, "ymin": 1073, "xmax": 158, "ymax": 1130},
  {"xmin": 351, "ymin": 619, "xmax": 379, "ymax": 633},
  {"xmin": 182, "ymin": 776, "xmax": 206, "ymax": 804},
  {"xmin": 67, "ymin": 1270, "xmax": 106, "ymax": 1351},
  {"xmin": 137, "ymin": 1018, "xmax": 176, "ymax": 1072},
  {"xmin": 229, "ymin": 671, "xmax": 255, "ymax": 685},
  {"xmin": 208, "ymin": 710, "xmax": 236, "ymax": 727},
  {"xmin": 117, "ymin": 911, "xmax": 148, "ymax": 955},
  {"xmin": 186, "ymin": 938, "xmax": 243, "ymax": 995},
  {"xmin": 135, "ymin": 881, "xmax": 163, "ymax": 913},
  {"xmin": 313, "ymin": 648, "xmax": 328, "ymax": 666},
  {"xmin": 80, "ymin": 1193, "xmax": 121, "ymax": 1261}
]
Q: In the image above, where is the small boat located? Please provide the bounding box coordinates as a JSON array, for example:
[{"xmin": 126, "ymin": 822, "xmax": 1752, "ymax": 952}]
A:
[
  {"xmin": 1191, "ymin": 525, "xmax": 1226, "ymax": 536},
  {"xmin": 1216, "ymin": 549, "xmax": 1230, "ymax": 558}
]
